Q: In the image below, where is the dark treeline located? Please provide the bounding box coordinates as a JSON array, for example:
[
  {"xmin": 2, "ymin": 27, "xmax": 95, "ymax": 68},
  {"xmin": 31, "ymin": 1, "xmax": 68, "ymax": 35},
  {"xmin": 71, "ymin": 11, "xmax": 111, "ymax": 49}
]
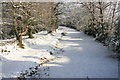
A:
[
  {"xmin": 0, "ymin": 2, "xmax": 119, "ymax": 53},
  {"xmin": 57, "ymin": 2, "xmax": 120, "ymax": 53},
  {"xmin": 0, "ymin": 2, "xmax": 58, "ymax": 48}
]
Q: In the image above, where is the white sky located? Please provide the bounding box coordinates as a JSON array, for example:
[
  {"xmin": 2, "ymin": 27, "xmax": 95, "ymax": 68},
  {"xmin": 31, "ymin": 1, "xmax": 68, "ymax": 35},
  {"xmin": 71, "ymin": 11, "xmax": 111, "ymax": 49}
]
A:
[{"xmin": 0, "ymin": 0, "xmax": 119, "ymax": 2}]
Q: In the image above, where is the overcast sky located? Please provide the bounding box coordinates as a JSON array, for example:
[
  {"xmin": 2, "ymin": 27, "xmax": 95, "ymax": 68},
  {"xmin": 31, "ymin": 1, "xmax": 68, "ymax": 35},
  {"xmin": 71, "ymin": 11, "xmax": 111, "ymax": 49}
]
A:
[{"xmin": 0, "ymin": 0, "xmax": 119, "ymax": 2}]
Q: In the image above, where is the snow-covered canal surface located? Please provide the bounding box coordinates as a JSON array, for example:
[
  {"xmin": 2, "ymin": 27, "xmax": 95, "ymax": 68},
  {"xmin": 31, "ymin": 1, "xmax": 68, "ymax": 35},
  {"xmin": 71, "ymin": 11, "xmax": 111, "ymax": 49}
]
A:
[
  {"xmin": 44, "ymin": 27, "xmax": 118, "ymax": 78},
  {"xmin": 0, "ymin": 26, "xmax": 118, "ymax": 78}
]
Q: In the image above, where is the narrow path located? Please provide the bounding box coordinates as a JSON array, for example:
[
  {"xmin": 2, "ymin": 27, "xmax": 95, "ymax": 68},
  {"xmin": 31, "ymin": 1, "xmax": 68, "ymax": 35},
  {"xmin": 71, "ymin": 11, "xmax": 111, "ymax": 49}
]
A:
[{"xmin": 45, "ymin": 27, "xmax": 118, "ymax": 78}]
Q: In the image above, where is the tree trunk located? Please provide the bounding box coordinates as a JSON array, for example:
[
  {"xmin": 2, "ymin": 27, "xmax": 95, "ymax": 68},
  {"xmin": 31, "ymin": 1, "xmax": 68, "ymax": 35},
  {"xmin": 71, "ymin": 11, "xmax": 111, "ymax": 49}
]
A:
[
  {"xmin": 13, "ymin": 9, "xmax": 19, "ymax": 40},
  {"xmin": 95, "ymin": 2, "xmax": 105, "ymax": 43},
  {"xmin": 99, "ymin": 2, "xmax": 104, "ymax": 30},
  {"xmin": 28, "ymin": 27, "xmax": 34, "ymax": 39},
  {"xmin": 13, "ymin": 26, "xmax": 19, "ymax": 40},
  {"xmin": 18, "ymin": 34, "xmax": 24, "ymax": 48}
]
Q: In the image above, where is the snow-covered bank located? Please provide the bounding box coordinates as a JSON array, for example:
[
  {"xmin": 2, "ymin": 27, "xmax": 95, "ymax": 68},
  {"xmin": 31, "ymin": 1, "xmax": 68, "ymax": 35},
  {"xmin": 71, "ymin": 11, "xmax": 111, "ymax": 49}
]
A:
[{"xmin": 0, "ymin": 29, "xmax": 63, "ymax": 78}]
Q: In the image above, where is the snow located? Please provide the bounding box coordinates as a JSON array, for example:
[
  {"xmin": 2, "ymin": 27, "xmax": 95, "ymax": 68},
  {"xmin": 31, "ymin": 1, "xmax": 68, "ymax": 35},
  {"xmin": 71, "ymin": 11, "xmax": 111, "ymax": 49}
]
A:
[
  {"xmin": 0, "ymin": 26, "xmax": 118, "ymax": 78},
  {"xmin": 42, "ymin": 27, "xmax": 118, "ymax": 78},
  {"xmin": 0, "ymin": 29, "xmax": 62, "ymax": 78}
]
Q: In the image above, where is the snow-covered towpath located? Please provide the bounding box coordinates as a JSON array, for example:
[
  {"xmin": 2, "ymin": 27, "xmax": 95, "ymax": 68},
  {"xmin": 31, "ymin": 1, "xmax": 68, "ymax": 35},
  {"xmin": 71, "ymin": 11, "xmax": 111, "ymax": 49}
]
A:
[
  {"xmin": 0, "ymin": 30, "xmax": 61, "ymax": 78},
  {"xmin": 44, "ymin": 27, "xmax": 118, "ymax": 78}
]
